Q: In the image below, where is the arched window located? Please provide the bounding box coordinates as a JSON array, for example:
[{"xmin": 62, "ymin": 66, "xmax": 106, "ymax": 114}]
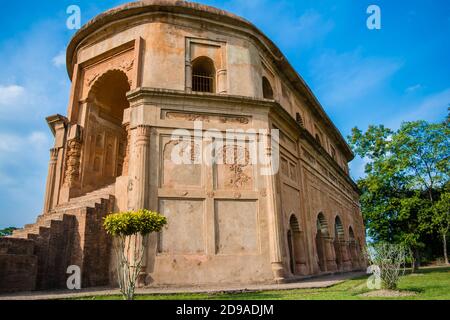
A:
[
  {"xmin": 262, "ymin": 76, "xmax": 274, "ymax": 99},
  {"xmin": 192, "ymin": 57, "xmax": 215, "ymax": 93}
]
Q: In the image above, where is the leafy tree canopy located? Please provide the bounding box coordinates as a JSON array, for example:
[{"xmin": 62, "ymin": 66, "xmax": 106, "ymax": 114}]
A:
[
  {"xmin": 0, "ymin": 227, "xmax": 17, "ymax": 237},
  {"xmin": 349, "ymin": 117, "xmax": 449, "ymax": 265}
]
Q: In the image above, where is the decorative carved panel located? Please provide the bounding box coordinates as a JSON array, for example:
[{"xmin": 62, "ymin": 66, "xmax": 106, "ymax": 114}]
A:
[
  {"xmin": 214, "ymin": 143, "xmax": 253, "ymax": 190},
  {"xmin": 160, "ymin": 136, "xmax": 202, "ymax": 188},
  {"xmin": 162, "ymin": 110, "xmax": 250, "ymax": 125}
]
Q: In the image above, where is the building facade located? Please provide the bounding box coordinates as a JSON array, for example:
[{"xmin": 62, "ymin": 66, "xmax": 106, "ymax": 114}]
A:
[{"xmin": 1, "ymin": 0, "xmax": 366, "ymax": 291}]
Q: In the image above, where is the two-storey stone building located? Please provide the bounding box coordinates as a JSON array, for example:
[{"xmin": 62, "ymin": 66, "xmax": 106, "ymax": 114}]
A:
[{"xmin": 0, "ymin": 0, "xmax": 366, "ymax": 292}]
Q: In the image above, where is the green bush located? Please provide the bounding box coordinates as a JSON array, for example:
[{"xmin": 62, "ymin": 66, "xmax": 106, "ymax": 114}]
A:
[
  {"xmin": 103, "ymin": 209, "xmax": 167, "ymax": 237},
  {"xmin": 103, "ymin": 209, "xmax": 167, "ymax": 300},
  {"xmin": 0, "ymin": 227, "xmax": 17, "ymax": 237}
]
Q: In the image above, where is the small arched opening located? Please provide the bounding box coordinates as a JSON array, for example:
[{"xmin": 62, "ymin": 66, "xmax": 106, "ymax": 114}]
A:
[
  {"xmin": 262, "ymin": 76, "xmax": 274, "ymax": 99},
  {"xmin": 192, "ymin": 56, "xmax": 215, "ymax": 93}
]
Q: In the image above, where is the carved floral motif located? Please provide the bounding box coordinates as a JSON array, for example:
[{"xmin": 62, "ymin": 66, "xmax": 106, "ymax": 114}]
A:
[
  {"xmin": 219, "ymin": 145, "xmax": 251, "ymax": 189},
  {"xmin": 64, "ymin": 139, "xmax": 82, "ymax": 186}
]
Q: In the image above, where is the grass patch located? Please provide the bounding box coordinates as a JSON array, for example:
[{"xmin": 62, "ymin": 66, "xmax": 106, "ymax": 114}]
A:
[{"xmin": 76, "ymin": 266, "xmax": 450, "ymax": 300}]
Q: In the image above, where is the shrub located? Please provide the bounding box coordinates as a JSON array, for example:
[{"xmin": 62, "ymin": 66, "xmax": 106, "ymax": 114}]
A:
[
  {"xmin": 103, "ymin": 209, "xmax": 167, "ymax": 300},
  {"xmin": 104, "ymin": 209, "xmax": 167, "ymax": 237},
  {"xmin": 367, "ymin": 242, "xmax": 408, "ymax": 290}
]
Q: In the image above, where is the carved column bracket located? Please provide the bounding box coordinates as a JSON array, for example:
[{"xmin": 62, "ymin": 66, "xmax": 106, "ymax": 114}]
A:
[{"xmin": 64, "ymin": 138, "xmax": 82, "ymax": 188}]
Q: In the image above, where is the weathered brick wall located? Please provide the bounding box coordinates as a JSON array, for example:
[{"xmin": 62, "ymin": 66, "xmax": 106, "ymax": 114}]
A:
[
  {"xmin": 0, "ymin": 196, "xmax": 113, "ymax": 293},
  {"xmin": 70, "ymin": 198, "xmax": 113, "ymax": 288},
  {"xmin": 0, "ymin": 238, "xmax": 37, "ymax": 293}
]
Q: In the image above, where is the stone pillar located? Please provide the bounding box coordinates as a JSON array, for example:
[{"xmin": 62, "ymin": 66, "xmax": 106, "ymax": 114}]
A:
[
  {"xmin": 217, "ymin": 69, "xmax": 227, "ymax": 94},
  {"xmin": 45, "ymin": 114, "xmax": 68, "ymax": 208},
  {"xmin": 265, "ymin": 132, "xmax": 286, "ymax": 282},
  {"xmin": 132, "ymin": 125, "xmax": 151, "ymax": 286},
  {"xmin": 340, "ymin": 241, "xmax": 353, "ymax": 271},
  {"xmin": 185, "ymin": 61, "xmax": 192, "ymax": 93},
  {"xmin": 294, "ymin": 232, "xmax": 308, "ymax": 275},
  {"xmin": 324, "ymin": 237, "xmax": 338, "ymax": 272},
  {"xmin": 134, "ymin": 125, "xmax": 151, "ymax": 209},
  {"xmin": 43, "ymin": 148, "xmax": 59, "ymax": 213},
  {"xmin": 349, "ymin": 241, "xmax": 359, "ymax": 269}
]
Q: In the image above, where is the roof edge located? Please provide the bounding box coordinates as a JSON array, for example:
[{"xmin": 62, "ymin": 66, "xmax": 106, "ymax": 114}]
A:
[{"xmin": 66, "ymin": 0, "xmax": 354, "ymax": 160}]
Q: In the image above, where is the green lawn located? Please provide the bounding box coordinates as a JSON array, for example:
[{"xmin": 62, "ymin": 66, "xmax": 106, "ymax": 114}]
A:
[{"xmin": 79, "ymin": 266, "xmax": 450, "ymax": 300}]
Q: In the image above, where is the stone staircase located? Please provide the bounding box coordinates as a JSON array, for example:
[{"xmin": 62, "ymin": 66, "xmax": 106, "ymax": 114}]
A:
[
  {"xmin": 11, "ymin": 183, "xmax": 115, "ymax": 240},
  {"xmin": 4, "ymin": 184, "xmax": 116, "ymax": 291}
]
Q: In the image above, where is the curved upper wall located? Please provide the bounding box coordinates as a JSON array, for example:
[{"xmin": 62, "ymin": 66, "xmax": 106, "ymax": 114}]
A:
[{"xmin": 66, "ymin": 0, "xmax": 353, "ymax": 160}]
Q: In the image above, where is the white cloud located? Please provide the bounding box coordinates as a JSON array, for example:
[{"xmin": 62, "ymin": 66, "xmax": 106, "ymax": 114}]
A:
[
  {"xmin": 0, "ymin": 131, "xmax": 50, "ymax": 154},
  {"xmin": 0, "ymin": 85, "xmax": 26, "ymax": 106},
  {"xmin": 405, "ymin": 84, "xmax": 422, "ymax": 93},
  {"xmin": 52, "ymin": 51, "xmax": 66, "ymax": 67},
  {"xmin": 349, "ymin": 156, "xmax": 370, "ymax": 180},
  {"xmin": 388, "ymin": 88, "xmax": 450, "ymax": 128},
  {"xmin": 310, "ymin": 49, "xmax": 402, "ymax": 106}
]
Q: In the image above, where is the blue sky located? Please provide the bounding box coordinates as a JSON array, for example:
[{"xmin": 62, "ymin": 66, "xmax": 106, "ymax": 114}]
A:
[{"xmin": 0, "ymin": 0, "xmax": 449, "ymax": 228}]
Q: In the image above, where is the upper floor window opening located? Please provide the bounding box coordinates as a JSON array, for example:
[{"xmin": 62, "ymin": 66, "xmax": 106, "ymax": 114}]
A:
[
  {"xmin": 315, "ymin": 134, "xmax": 322, "ymax": 146},
  {"xmin": 262, "ymin": 76, "xmax": 274, "ymax": 99},
  {"xmin": 192, "ymin": 56, "xmax": 215, "ymax": 93},
  {"xmin": 330, "ymin": 144, "xmax": 336, "ymax": 160},
  {"xmin": 296, "ymin": 112, "xmax": 304, "ymax": 127}
]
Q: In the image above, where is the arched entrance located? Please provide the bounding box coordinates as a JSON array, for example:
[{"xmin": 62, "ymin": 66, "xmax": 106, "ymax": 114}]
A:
[
  {"xmin": 315, "ymin": 213, "xmax": 329, "ymax": 272},
  {"xmin": 287, "ymin": 214, "xmax": 305, "ymax": 275},
  {"xmin": 83, "ymin": 69, "xmax": 130, "ymax": 193},
  {"xmin": 334, "ymin": 216, "xmax": 344, "ymax": 270}
]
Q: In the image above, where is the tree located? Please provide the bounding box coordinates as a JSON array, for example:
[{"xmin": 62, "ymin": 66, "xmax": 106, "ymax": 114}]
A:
[
  {"xmin": 0, "ymin": 227, "xmax": 17, "ymax": 237},
  {"xmin": 349, "ymin": 119, "xmax": 449, "ymax": 270},
  {"xmin": 103, "ymin": 209, "xmax": 167, "ymax": 300},
  {"xmin": 431, "ymin": 191, "xmax": 450, "ymax": 264}
]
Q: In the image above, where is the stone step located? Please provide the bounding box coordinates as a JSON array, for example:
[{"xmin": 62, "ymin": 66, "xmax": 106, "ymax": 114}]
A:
[
  {"xmin": 10, "ymin": 229, "xmax": 29, "ymax": 239},
  {"xmin": 51, "ymin": 183, "xmax": 114, "ymax": 212},
  {"xmin": 12, "ymin": 213, "xmax": 70, "ymax": 240},
  {"xmin": 10, "ymin": 184, "xmax": 114, "ymax": 241}
]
